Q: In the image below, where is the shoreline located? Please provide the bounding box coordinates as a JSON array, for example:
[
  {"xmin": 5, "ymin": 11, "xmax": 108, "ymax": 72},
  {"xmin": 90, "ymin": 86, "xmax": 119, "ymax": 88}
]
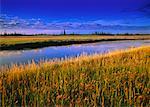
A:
[
  {"xmin": 1, "ymin": 38, "xmax": 150, "ymax": 50},
  {"xmin": 1, "ymin": 46, "xmax": 149, "ymax": 106}
]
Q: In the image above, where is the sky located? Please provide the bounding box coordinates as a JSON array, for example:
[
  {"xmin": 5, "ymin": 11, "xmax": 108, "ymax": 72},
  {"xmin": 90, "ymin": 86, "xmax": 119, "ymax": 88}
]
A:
[{"xmin": 0, "ymin": 0, "xmax": 150, "ymax": 34}]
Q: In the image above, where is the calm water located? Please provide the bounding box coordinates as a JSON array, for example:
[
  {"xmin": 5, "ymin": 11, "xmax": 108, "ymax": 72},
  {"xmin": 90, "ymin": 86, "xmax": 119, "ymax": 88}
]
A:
[{"xmin": 0, "ymin": 40, "xmax": 150, "ymax": 66}]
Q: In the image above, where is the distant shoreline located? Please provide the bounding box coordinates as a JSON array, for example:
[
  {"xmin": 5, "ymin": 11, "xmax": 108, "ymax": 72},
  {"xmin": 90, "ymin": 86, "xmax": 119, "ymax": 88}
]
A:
[
  {"xmin": 1, "ymin": 35, "xmax": 150, "ymax": 50},
  {"xmin": 1, "ymin": 33, "xmax": 150, "ymax": 36}
]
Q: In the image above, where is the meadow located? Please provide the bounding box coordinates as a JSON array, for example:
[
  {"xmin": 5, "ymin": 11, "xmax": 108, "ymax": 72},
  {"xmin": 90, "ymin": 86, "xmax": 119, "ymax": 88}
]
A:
[
  {"xmin": 1, "ymin": 35, "xmax": 150, "ymax": 50},
  {"xmin": 0, "ymin": 46, "xmax": 149, "ymax": 106}
]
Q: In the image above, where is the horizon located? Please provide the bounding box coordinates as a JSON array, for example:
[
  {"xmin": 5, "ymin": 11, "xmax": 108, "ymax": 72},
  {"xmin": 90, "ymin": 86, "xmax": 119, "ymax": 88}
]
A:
[
  {"xmin": 1, "ymin": 29, "xmax": 150, "ymax": 35},
  {"xmin": 1, "ymin": 0, "xmax": 150, "ymax": 34}
]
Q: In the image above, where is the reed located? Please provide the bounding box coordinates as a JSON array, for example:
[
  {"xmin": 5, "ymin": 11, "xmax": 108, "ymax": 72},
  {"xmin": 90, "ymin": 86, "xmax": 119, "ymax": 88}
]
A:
[{"xmin": 0, "ymin": 46, "xmax": 150, "ymax": 106}]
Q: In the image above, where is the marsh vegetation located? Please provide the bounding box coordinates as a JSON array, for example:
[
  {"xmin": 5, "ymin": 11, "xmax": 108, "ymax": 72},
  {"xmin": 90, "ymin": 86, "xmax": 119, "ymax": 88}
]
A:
[
  {"xmin": 1, "ymin": 35, "xmax": 150, "ymax": 50},
  {"xmin": 0, "ymin": 46, "xmax": 149, "ymax": 106}
]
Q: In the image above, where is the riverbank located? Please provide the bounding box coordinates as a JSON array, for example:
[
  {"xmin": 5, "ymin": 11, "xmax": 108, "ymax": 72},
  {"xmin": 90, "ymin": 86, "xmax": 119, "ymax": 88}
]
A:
[
  {"xmin": 1, "ymin": 35, "xmax": 150, "ymax": 50},
  {"xmin": 0, "ymin": 46, "xmax": 149, "ymax": 106}
]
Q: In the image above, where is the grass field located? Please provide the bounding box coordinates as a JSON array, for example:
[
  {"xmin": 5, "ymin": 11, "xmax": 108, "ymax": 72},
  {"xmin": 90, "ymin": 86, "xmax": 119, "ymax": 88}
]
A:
[
  {"xmin": 1, "ymin": 35, "xmax": 150, "ymax": 45},
  {"xmin": 0, "ymin": 46, "xmax": 150, "ymax": 106},
  {"xmin": 1, "ymin": 35, "xmax": 150, "ymax": 50}
]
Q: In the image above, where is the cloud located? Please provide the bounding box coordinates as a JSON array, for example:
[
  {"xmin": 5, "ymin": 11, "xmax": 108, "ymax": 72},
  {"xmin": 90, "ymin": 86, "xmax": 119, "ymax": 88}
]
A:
[
  {"xmin": 0, "ymin": 14, "xmax": 45, "ymax": 29},
  {"xmin": 0, "ymin": 14, "xmax": 150, "ymax": 34}
]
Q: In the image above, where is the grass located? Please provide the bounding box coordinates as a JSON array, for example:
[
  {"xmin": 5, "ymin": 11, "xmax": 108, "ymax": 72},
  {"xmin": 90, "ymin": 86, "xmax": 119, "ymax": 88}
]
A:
[
  {"xmin": 0, "ymin": 46, "xmax": 150, "ymax": 106},
  {"xmin": 0, "ymin": 35, "xmax": 150, "ymax": 50}
]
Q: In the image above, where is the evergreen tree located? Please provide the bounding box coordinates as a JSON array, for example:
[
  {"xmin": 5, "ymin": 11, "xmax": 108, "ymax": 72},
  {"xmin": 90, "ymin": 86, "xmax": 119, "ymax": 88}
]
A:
[{"xmin": 63, "ymin": 29, "xmax": 66, "ymax": 35}]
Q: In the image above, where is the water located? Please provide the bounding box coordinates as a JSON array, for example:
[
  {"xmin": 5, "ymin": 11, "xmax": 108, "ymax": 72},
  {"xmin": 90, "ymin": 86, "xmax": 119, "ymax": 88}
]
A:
[{"xmin": 0, "ymin": 40, "xmax": 150, "ymax": 66}]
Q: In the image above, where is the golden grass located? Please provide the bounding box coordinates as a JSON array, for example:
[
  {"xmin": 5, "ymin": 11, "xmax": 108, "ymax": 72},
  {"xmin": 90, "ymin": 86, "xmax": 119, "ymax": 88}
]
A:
[
  {"xmin": 1, "ymin": 35, "xmax": 150, "ymax": 45},
  {"xmin": 0, "ymin": 46, "xmax": 150, "ymax": 106}
]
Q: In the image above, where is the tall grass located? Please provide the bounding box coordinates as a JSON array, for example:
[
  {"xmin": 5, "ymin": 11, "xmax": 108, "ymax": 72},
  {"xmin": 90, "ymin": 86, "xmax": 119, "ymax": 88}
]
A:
[{"xmin": 0, "ymin": 46, "xmax": 150, "ymax": 106}]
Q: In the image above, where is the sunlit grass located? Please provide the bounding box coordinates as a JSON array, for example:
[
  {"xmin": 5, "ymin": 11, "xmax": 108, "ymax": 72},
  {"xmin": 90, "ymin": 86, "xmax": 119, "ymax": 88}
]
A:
[
  {"xmin": 0, "ymin": 46, "xmax": 150, "ymax": 106},
  {"xmin": 1, "ymin": 35, "xmax": 150, "ymax": 45}
]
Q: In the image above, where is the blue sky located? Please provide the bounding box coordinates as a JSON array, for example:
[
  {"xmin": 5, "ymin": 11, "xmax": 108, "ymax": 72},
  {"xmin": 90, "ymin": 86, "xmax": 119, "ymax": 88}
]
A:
[{"xmin": 0, "ymin": 0, "xmax": 150, "ymax": 34}]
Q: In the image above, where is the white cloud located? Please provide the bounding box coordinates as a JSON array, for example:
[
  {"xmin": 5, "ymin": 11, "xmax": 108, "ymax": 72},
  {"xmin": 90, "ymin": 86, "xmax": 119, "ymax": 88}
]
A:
[{"xmin": 0, "ymin": 14, "xmax": 150, "ymax": 34}]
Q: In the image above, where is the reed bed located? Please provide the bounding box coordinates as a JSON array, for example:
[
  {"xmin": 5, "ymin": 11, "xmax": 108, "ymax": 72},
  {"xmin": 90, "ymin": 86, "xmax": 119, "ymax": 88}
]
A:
[{"xmin": 0, "ymin": 46, "xmax": 150, "ymax": 106}]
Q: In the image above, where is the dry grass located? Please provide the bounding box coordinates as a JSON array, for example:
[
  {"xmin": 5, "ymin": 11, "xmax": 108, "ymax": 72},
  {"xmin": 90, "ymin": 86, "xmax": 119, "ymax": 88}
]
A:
[
  {"xmin": 1, "ymin": 35, "xmax": 150, "ymax": 45},
  {"xmin": 0, "ymin": 46, "xmax": 150, "ymax": 106}
]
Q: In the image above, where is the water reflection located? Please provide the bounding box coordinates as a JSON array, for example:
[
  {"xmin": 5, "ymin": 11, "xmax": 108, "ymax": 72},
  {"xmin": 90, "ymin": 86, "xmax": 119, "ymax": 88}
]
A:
[{"xmin": 0, "ymin": 40, "xmax": 149, "ymax": 66}]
